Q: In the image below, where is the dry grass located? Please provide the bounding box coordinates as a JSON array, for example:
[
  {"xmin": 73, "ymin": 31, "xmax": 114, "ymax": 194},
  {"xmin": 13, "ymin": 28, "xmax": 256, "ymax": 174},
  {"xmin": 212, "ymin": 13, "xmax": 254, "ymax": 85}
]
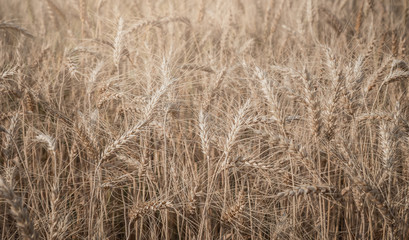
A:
[{"xmin": 0, "ymin": 0, "xmax": 409, "ymax": 239}]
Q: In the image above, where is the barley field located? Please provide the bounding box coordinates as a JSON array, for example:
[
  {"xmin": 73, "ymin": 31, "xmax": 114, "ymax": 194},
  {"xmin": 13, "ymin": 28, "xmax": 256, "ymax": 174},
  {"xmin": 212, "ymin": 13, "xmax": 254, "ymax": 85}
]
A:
[{"xmin": 1, "ymin": 0, "xmax": 409, "ymax": 239}]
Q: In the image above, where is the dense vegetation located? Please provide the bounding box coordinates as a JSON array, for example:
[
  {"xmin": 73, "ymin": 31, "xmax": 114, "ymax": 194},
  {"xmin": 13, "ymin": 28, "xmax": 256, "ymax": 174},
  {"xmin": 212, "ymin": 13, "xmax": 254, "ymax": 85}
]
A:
[{"xmin": 1, "ymin": 0, "xmax": 409, "ymax": 239}]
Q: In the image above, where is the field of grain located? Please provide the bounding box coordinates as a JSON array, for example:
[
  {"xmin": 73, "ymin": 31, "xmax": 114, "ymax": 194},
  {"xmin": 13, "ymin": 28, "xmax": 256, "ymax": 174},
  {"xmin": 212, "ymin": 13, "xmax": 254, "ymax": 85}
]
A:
[{"xmin": 1, "ymin": 0, "xmax": 409, "ymax": 239}]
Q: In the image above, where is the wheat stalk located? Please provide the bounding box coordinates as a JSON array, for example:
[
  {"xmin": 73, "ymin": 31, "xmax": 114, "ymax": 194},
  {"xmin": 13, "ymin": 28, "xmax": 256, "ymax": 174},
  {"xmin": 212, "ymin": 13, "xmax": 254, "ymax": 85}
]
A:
[
  {"xmin": 266, "ymin": 0, "xmax": 284, "ymax": 43},
  {"xmin": 126, "ymin": 16, "xmax": 191, "ymax": 35},
  {"xmin": 45, "ymin": 0, "xmax": 66, "ymax": 28},
  {"xmin": 0, "ymin": 21, "xmax": 34, "ymax": 38},
  {"xmin": 113, "ymin": 17, "xmax": 124, "ymax": 72},
  {"xmin": 79, "ymin": 0, "xmax": 88, "ymax": 36},
  {"xmin": 221, "ymin": 99, "xmax": 251, "ymax": 168},
  {"xmin": 0, "ymin": 177, "xmax": 37, "ymax": 240},
  {"xmin": 302, "ymin": 69, "xmax": 322, "ymax": 138},
  {"xmin": 129, "ymin": 200, "xmax": 173, "ymax": 221},
  {"xmin": 276, "ymin": 185, "xmax": 337, "ymax": 199},
  {"xmin": 323, "ymin": 47, "xmax": 344, "ymax": 140},
  {"xmin": 221, "ymin": 197, "xmax": 245, "ymax": 224},
  {"xmin": 256, "ymin": 66, "xmax": 287, "ymax": 135},
  {"xmin": 355, "ymin": 0, "xmax": 365, "ymax": 35},
  {"xmin": 319, "ymin": 7, "xmax": 344, "ymax": 35},
  {"xmin": 99, "ymin": 77, "xmax": 177, "ymax": 163}
]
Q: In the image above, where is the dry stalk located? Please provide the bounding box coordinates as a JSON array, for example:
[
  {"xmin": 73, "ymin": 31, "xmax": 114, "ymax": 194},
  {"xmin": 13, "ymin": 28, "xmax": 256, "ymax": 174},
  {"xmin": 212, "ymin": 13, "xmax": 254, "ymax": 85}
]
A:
[
  {"xmin": 221, "ymin": 100, "xmax": 251, "ymax": 168},
  {"xmin": 306, "ymin": 0, "xmax": 314, "ymax": 35},
  {"xmin": 339, "ymin": 147, "xmax": 395, "ymax": 225},
  {"xmin": 323, "ymin": 48, "xmax": 344, "ymax": 140},
  {"xmin": 2, "ymin": 113, "xmax": 19, "ymax": 159},
  {"xmin": 379, "ymin": 121, "xmax": 396, "ymax": 176},
  {"xmin": 256, "ymin": 66, "xmax": 287, "ymax": 135},
  {"xmin": 0, "ymin": 21, "xmax": 34, "ymax": 38},
  {"xmin": 181, "ymin": 64, "xmax": 214, "ymax": 73},
  {"xmin": 113, "ymin": 17, "xmax": 124, "ymax": 72},
  {"xmin": 203, "ymin": 68, "xmax": 227, "ymax": 112},
  {"xmin": 302, "ymin": 69, "xmax": 322, "ymax": 138},
  {"xmin": 74, "ymin": 125, "xmax": 98, "ymax": 158},
  {"xmin": 197, "ymin": 0, "xmax": 205, "ymax": 22},
  {"xmin": 35, "ymin": 132, "xmax": 56, "ymax": 153},
  {"xmin": 231, "ymin": 156, "xmax": 273, "ymax": 170},
  {"xmin": 398, "ymin": 36, "xmax": 406, "ymax": 58},
  {"xmin": 99, "ymin": 78, "xmax": 177, "ymax": 162},
  {"xmin": 267, "ymin": 0, "xmax": 284, "ymax": 43},
  {"xmin": 220, "ymin": 12, "xmax": 233, "ymax": 64},
  {"xmin": 356, "ymin": 112, "xmax": 393, "ymax": 122},
  {"xmin": 79, "ymin": 0, "xmax": 88, "ymax": 33},
  {"xmin": 198, "ymin": 109, "xmax": 211, "ymax": 161},
  {"xmin": 129, "ymin": 200, "xmax": 173, "ymax": 221},
  {"xmin": 186, "ymin": 185, "xmax": 202, "ymax": 215},
  {"xmin": 276, "ymin": 185, "xmax": 336, "ymax": 199},
  {"xmin": 367, "ymin": 0, "xmax": 374, "ymax": 11},
  {"xmin": 319, "ymin": 7, "xmax": 344, "ymax": 36},
  {"xmin": 364, "ymin": 56, "xmax": 393, "ymax": 94},
  {"xmin": 221, "ymin": 194, "xmax": 245, "ymax": 224},
  {"xmin": 126, "ymin": 16, "xmax": 191, "ymax": 35},
  {"xmin": 22, "ymin": 90, "xmax": 35, "ymax": 113},
  {"xmin": 45, "ymin": 0, "xmax": 66, "ymax": 28},
  {"xmin": 0, "ymin": 177, "xmax": 37, "ymax": 240},
  {"xmin": 378, "ymin": 69, "xmax": 409, "ymax": 90},
  {"xmin": 392, "ymin": 30, "xmax": 398, "ymax": 57},
  {"xmin": 355, "ymin": 0, "xmax": 365, "ymax": 35},
  {"xmin": 263, "ymin": 0, "xmax": 275, "ymax": 42}
]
